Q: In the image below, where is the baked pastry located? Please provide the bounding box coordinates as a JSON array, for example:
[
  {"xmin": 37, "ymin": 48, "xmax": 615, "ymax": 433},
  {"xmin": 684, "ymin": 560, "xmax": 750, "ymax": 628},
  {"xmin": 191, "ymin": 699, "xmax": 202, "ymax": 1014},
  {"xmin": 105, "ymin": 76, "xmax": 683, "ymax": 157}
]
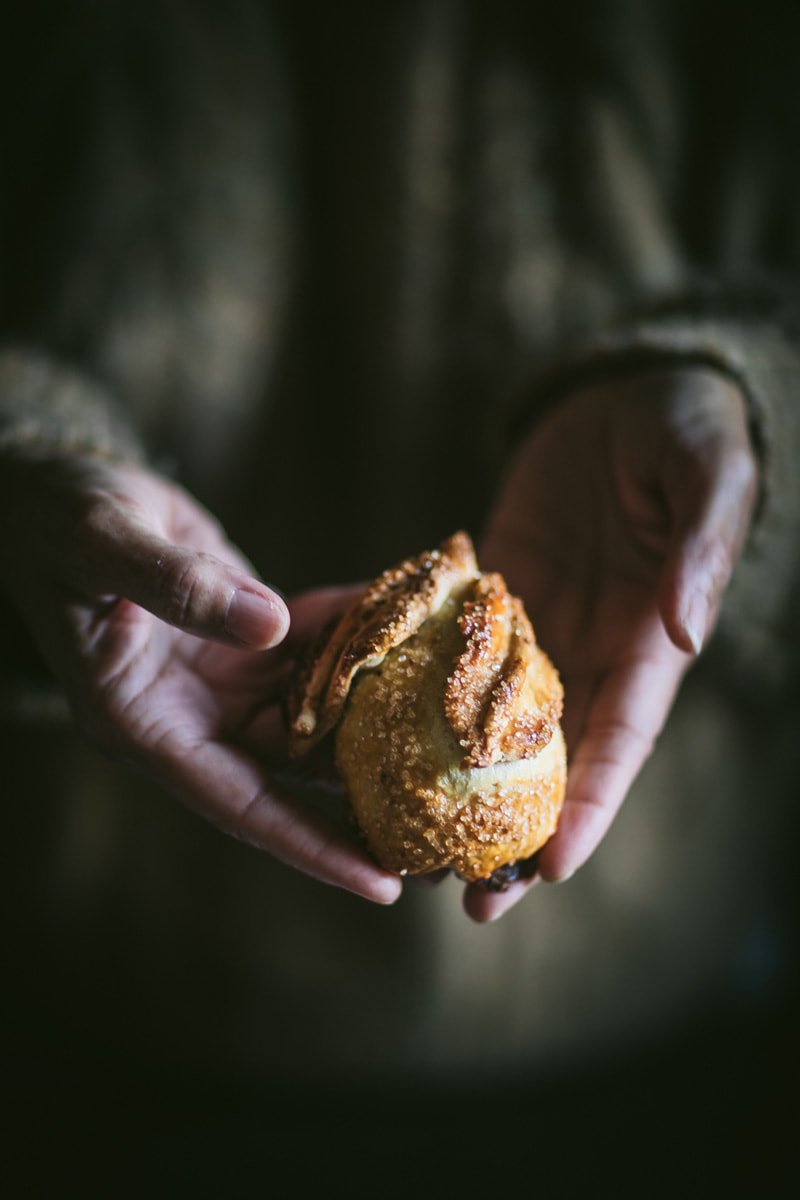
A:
[{"xmin": 288, "ymin": 532, "xmax": 566, "ymax": 886}]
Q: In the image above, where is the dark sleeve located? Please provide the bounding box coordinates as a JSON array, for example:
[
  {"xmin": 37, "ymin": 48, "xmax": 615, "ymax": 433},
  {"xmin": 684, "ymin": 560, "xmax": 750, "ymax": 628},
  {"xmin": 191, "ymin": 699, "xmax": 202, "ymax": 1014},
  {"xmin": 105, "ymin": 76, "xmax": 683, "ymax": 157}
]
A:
[
  {"xmin": 0, "ymin": 1, "xmax": 290, "ymax": 719},
  {"xmin": 0, "ymin": 0, "xmax": 289, "ymax": 487},
  {"xmin": 494, "ymin": 0, "xmax": 800, "ymax": 691}
]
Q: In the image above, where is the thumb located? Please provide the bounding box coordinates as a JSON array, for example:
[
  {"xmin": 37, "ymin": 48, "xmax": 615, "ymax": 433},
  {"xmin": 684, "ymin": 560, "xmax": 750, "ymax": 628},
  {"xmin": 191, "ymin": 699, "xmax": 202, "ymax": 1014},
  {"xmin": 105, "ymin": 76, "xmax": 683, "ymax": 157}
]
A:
[
  {"xmin": 659, "ymin": 446, "xmax": 758, "ymax": 655},
  {"xmin": 83, "ymin": 512, "xmax": 289, "ymax": 650}
]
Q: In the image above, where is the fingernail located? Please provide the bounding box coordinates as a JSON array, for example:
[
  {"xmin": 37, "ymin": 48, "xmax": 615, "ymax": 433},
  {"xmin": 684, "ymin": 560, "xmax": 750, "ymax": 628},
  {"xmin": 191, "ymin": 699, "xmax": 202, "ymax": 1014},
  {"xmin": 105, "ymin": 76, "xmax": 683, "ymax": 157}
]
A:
[
  {"xmin": 373, "ymin": 876, "xmax": 403, "ymax": 905},
  {"xmin": 227, "ymin": 589, "xmax": 288, "ymax": 648},
  {"xmin": 684, "ymin": 591, "xmax": 708, "ymax": 655},
  {"xmin": 540, "ymin": 867, "xmax": 574, "ymax": 884}
]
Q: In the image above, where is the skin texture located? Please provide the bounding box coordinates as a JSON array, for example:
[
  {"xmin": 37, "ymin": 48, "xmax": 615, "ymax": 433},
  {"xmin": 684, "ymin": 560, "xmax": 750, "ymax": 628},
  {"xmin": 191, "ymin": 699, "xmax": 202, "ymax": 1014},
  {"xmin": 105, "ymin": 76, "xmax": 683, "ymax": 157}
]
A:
[
  {"xmin": 466, "ymin": 367, "xmax": 759, "ymax": 921},
  {"xmin": 0, "ymin": 455, "xmax": 400, "ymax": 905},
  {"xmin": 0, "ymin": 365, "xmax": 758, "ymax": 920}
]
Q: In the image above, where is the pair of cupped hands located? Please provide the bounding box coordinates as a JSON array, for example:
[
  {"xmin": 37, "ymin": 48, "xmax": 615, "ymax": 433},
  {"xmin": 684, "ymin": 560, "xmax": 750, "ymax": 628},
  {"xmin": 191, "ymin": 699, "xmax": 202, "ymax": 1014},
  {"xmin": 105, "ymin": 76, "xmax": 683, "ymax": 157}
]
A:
[{"xmin": 0, "ymin": 368, "xmax": 758, "ymax": 921}]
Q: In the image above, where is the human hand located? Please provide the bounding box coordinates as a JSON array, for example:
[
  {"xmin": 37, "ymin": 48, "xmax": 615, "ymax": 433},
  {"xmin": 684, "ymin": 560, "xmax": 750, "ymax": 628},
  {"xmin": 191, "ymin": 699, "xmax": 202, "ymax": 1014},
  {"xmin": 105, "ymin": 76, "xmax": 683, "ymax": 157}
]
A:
[
  {"xmin": 0, "ymin": 453, "xmax": 402, "ymax": 904},
  {"xmin": 467, "ymin": 367, "xmax": 759, "ymax": 920}
]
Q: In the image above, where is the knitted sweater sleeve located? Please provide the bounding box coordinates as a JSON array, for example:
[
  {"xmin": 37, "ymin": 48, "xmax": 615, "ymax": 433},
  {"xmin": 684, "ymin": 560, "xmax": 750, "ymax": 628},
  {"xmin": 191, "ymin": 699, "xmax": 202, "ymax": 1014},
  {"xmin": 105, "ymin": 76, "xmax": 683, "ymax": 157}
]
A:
[
  {"xmin": 0, "ymin": 351, "xmax": 145, "ymax": 465},
  {"xmin": 492, "ymin": 2, "xmax": 800, "ymax": 694},
  {"xmin": 0, "ymin": 2, "xmax": 288, "ymax": 720},
  {"xmin": 505, "ymin": 306, "xmax": 800, "ymax": 692}
]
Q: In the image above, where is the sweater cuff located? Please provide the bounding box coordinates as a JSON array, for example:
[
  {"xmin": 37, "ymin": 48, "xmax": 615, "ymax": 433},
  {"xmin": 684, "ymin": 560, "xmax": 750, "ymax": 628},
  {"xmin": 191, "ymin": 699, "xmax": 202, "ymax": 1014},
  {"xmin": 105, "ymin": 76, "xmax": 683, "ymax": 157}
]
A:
[
  {"xmin": 505, "ymin": 315, "xmax": 800, "ymax": 692},
  {"xmin": 0, "ymin": 348, "xmax": 145, "ymax": 725},
  {"xmin": 0, "ymin": 348, "xmax": 145, "ymax": 465}
]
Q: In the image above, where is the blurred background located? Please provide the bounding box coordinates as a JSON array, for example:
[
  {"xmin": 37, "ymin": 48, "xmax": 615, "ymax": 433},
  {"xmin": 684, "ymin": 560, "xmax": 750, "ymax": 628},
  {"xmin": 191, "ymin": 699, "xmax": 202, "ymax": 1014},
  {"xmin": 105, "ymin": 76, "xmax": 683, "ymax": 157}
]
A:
[{"xmin": 2, "ymin": 2, "xmax": 800, "ymax": 1194}]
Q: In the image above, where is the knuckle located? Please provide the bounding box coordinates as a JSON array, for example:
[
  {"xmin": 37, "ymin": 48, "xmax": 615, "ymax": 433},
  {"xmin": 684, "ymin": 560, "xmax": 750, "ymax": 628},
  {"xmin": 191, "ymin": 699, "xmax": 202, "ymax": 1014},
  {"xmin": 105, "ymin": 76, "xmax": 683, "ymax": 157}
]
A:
[
  {"xmin": 725, "ymin": 445, "xmax": 759, "ymax": 504},
  {"xmin": 700, "ymin": 539, "xmax": 734, "ymax": 596},
  {"xmin": 216, "ymin": 788, "xmax": 267, "ymax": 847},
  {"xmin": 71, "ymin": 491, "xmax": 115, "ymax": 565},
  {"xmin": 710, "ymin": 540, "xmax": 732, "ymax": 582},
  {"xmin": 156, "ymin": 554, "xmax": 207, "ymax": 630},
  {"xmin": 587, "ymin": 717, "xmax": 655, "ymax": 764}
]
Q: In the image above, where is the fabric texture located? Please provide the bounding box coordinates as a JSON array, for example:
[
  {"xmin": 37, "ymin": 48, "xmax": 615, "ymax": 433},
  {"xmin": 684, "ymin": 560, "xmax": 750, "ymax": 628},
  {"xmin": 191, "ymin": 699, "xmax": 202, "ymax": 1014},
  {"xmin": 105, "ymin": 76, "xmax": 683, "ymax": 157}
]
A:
[{"xmin": 2, "ymin": 0, "xmax": 799, "ymax": 1085}]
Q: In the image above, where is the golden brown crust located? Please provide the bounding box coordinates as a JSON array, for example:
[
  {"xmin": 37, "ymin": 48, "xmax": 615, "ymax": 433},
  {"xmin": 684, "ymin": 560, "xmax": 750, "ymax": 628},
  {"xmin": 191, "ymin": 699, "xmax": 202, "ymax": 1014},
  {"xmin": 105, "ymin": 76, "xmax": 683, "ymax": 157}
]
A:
[
  {"xmin": 287, "ymin": 531, "xmax": 567, "ymax": 882},
  {"xmin": 288, "ymin": 531, "xmax": 477, "ymax": 754},
  {"xmin": 444, "ymin": 573, "xmax": 563, "ymax": 768}
]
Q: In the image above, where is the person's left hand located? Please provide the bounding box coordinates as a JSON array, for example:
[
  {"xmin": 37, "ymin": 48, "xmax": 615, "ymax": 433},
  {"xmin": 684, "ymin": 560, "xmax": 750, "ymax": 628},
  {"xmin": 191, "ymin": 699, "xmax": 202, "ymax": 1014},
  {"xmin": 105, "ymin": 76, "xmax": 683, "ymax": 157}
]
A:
[{"xmin": 464, "ymin": 366, "xmax": 759, "ymax": 921}]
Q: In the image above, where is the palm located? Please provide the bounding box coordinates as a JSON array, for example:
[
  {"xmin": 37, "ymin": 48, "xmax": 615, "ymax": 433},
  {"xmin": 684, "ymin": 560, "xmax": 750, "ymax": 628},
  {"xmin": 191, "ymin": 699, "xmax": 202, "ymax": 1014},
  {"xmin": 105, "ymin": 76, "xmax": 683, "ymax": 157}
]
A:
[
  {"xmin": 68, "ymin": 576, "xmax": 358, "ymax": 839},
  {"xmin": 49, "ymin": 475, "xmax": 281, "ymax": 762},
  {"xmin": 93, "ymin": 608, "xmax": 286, "ymax": 770},
  {"xmin": 476, "ymin": 386, "xmax": 699, "ymax": 914},
  {"xmin": 494, "ymin": 398, "xmax": 681, "ymax": 705},
  {"xmin": 10, "ymin": 459, "xmax": 398, "ymax": 903},
  {"xmin": 483, "ymin": 425, "xmax": 684, "ymax": 756},
  {"xmin": 464, "ymin": 369, "xmax": 759, "ymax": 919}
]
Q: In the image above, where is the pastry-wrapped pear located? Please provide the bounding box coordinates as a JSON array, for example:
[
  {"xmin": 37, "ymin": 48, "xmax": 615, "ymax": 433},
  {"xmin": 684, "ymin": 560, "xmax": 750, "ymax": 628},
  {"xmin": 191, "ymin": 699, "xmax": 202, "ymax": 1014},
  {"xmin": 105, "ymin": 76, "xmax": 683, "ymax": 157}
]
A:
[{"xmin": 288, "ymin": 532, "xmax": 566, "ymax": 884}]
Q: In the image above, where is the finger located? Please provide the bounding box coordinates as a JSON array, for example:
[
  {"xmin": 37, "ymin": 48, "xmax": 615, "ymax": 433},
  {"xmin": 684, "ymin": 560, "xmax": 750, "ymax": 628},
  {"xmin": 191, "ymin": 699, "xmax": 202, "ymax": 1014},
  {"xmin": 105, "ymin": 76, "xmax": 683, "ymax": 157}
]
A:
[
  {"xmin": 237, "ymin": 702, "xmax": 293, "ymax": 761},
  {"xmin": 153, "ymin": 734, "xmax": 402, "ymax": 905},
  {"xmin": 235, "ymin": 697, "xmax": 342, "ymax": 793},
  {"xmin": 285, "ymin": 584, "xmax": 366, "ymax": 650},
  {"xmin": 233, "ymin": 589, "xmax": 371, "ymax": 759},
  {"xmin": 82, "ymin": 510, "xmax": 290, "ymax": 649},
  {"xmin": 537, "ymin": 628, "xmax": 687, "ymax": 884},
  {"xmin": 659, "ymin": 444, "xmax": 758, "ymax": 656}
]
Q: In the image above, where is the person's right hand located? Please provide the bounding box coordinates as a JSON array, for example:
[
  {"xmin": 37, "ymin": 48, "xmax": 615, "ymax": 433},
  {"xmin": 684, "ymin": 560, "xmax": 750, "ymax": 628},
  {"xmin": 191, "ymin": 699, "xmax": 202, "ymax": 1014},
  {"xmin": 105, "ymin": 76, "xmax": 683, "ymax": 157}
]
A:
[{"xmin": 0, "ymin": 452, "xmax": 402, "ymax": 905}]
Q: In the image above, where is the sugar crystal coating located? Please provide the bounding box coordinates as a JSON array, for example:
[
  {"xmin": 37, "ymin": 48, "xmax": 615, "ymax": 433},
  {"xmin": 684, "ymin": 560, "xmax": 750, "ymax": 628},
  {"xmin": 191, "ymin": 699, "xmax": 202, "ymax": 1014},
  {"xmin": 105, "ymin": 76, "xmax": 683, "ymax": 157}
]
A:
[{"xmin": 289, "ymin": 532, "xmax": 567, "ymax": 882}]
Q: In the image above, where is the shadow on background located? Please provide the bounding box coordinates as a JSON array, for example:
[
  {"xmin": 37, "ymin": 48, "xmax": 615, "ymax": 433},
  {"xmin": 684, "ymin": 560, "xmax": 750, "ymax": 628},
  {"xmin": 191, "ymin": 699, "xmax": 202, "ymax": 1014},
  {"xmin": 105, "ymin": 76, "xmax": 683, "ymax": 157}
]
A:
[{"xmin": 5, "ymin": 961, "xmax": 799, "ymax": 1199}]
